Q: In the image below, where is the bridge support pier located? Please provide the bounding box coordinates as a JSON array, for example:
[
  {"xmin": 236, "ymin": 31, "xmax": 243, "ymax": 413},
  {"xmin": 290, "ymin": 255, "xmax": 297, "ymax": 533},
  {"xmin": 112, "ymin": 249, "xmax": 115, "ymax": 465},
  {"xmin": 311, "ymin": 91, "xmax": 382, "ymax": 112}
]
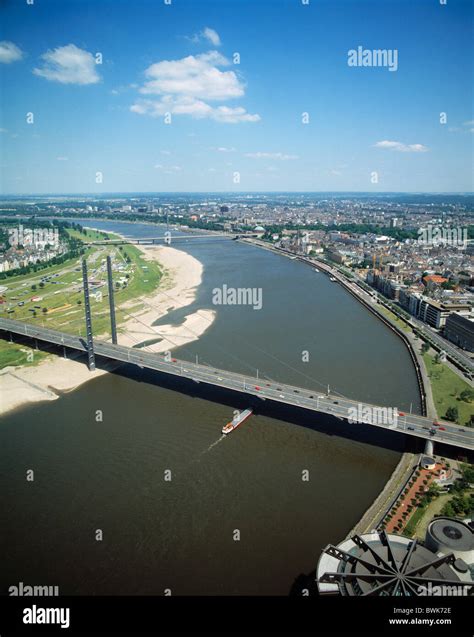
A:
[{"xmin": 424, "ymin": 439, "xmax": 434, "ymax": 457}]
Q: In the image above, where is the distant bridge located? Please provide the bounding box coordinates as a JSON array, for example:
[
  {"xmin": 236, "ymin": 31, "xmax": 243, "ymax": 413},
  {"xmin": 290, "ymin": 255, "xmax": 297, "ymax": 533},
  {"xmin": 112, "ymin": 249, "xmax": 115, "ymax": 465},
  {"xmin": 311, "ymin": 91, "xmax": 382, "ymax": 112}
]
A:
[
  {"xmin": 84, "ymin": 233, "xmax": 260, "ymax": 246},
  {"xmin": 1, "ymin": 316, "xmax": 472, "ymax": 451}
]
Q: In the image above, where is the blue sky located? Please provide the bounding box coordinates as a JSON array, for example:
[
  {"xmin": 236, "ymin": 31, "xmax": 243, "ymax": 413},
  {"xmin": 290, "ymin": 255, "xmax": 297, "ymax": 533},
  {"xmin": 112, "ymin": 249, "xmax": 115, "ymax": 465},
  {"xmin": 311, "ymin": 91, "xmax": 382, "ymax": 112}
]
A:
[{"xmin": 0, "ymin": 0, "xmax": 472, "ymax": 194}]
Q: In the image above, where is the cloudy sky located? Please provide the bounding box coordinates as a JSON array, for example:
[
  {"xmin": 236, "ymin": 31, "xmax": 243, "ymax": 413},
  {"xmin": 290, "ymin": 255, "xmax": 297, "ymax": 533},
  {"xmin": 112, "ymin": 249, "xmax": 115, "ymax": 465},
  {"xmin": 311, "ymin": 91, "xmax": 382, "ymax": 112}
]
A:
[{"xmin": 0, "ymin": 0, "xmax": 472, "ymax": 194}]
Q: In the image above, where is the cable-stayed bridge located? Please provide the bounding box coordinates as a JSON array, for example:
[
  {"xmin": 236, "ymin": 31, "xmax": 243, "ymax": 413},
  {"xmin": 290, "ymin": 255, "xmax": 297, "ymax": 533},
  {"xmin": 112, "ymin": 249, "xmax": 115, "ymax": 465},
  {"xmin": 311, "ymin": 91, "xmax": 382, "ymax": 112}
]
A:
[{"xmin": 1, "ymin": 315, "xmax": 472, "ymax": 451}]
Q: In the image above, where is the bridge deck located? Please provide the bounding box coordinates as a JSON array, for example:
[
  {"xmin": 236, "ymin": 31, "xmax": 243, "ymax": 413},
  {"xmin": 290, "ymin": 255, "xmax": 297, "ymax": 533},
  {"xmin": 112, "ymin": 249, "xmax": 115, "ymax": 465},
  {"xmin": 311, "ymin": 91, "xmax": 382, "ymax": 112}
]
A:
[
  {"xmin": 83, "ymin": 233, "xmax": 258, "ymax": 246},
  {"xmin": 0, "ymin": 317, "xmax": 472, "ymax": 451}
]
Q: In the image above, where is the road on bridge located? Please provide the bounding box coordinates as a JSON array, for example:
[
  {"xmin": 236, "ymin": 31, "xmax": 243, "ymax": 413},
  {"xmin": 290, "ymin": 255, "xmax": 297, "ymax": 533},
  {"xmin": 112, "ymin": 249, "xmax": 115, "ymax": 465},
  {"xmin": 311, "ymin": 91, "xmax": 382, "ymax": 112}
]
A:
[{"xmin": 1, "ymin": 317, "xmax": 473, "ymax": 451}]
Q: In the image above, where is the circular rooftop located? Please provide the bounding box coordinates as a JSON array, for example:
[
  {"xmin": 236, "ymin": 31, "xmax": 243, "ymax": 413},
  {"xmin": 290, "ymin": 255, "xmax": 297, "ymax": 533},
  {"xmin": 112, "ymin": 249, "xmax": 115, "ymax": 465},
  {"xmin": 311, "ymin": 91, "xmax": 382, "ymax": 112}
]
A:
[
  {"xmin": 427, "ymin": 518, "xmax": 473, "ymax": 553},
  {"xmin": 316, "ymin": 529, "xmax": 472, "ymax": 596}
]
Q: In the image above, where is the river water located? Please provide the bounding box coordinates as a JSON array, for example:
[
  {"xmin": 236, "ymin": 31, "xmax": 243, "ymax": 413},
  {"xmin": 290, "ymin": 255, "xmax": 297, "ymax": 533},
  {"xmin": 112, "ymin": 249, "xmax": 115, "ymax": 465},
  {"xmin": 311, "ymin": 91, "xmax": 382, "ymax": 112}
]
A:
[{"xmin": 0, "ymin": 220, "xmax": 421, "ymax": 595}]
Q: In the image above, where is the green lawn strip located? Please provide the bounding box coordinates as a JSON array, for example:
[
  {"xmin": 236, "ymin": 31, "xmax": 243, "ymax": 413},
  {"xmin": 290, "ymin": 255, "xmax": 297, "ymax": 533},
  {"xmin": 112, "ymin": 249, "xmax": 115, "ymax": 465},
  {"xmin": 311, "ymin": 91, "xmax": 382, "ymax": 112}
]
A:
[
  {"xmin": 0, "ymin": 339, "xmax": 49, "ymax": 370},
  {"xmin": 413, "ymin": 494, "xmax": 452, "ymax": 540},
  {"xmin": 402, "ymin": 505, "xmax": 427, "ymax": 537},
  {"xmin": 423, "ymin": 353, "xmax": 473, "ymax": 426},
  {"xmin": 66, "ymin": 227, "xmax": 110, "ymax": 242},
  {"xmin": 376, "ymin": 303, "xmax": 413, "ymax": 334}
]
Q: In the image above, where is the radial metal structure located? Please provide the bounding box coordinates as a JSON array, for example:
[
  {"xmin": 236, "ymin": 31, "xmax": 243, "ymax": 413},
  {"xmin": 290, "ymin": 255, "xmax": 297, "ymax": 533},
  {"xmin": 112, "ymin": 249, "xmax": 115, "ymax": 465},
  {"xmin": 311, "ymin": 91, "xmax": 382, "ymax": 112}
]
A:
[{"xmin": 318, "ymin": 530, "xmax": 473, "ymax": 596}]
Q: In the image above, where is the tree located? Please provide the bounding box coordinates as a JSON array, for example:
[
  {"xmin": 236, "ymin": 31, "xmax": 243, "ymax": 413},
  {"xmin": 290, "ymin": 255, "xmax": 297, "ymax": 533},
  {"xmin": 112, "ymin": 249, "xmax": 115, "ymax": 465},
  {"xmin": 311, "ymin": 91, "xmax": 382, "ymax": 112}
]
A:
[
  {"xmin": 31, "ymin": 284, "xmax": 37, "ymax": 291},
  {"xmin": 42, "ymin": 307, "xmax": 48, "ymax": 314},
  {"xmin": 39, "ymin": 282, "xmax": 45, "ymax": 288},
  {"xmin": 460, "ymin": 463, "xmax": 474, "ymax": 484},
  {"xmin": 426, "ymin": 483, "xmax": 440, "ymax": 501},
  {"xmin": 445, "ymin": 406, "xmax": 459, "ymax": 423},
  {"xmin": 460, "ymin": 389, "xmax": 474, "ymax": 403}
]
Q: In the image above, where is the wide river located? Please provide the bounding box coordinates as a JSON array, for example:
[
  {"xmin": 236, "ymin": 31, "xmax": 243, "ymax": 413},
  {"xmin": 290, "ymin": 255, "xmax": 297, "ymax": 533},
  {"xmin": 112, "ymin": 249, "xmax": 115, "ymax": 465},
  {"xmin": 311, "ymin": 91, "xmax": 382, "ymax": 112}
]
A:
[{"xmin": 1, "ymin": 220, "xmax": 421, "ymax": 595}]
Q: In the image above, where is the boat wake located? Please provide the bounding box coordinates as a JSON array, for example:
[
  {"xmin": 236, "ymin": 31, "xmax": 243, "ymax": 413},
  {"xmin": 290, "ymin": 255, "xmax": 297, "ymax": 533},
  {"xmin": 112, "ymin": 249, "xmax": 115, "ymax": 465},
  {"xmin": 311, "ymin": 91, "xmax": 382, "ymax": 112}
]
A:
[{"xmin": 201, "ymin": 434, "xmax": 226, "ymax": 455}]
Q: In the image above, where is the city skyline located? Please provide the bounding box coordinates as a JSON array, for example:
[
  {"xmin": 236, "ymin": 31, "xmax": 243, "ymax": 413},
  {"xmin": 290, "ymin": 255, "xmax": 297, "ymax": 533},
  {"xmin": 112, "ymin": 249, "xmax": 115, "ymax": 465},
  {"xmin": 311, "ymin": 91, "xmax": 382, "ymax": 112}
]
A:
[{"xmin": 1, "ymin": 0, "xmax": 473, "ymax": 194}]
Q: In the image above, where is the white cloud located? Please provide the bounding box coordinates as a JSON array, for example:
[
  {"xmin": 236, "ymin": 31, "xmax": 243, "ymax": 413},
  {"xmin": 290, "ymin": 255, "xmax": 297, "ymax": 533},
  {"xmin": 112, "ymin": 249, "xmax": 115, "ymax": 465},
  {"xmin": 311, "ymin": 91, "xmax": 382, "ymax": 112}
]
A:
[
  {"xmin": 214, "ymin": 146, "xmax": 236, "ymax": 152},
  {"xmin": 374, "ymin": 140, "xmax": 428, "ymax": 153},
  {"xmin": 140, "ymin": 51, "xmax": 242, "ymax": 100},
  {"xmin": 202, "ymin": 28, "xmax": 221, "ymax": 46},
  {"xmin": 0, "ymin": 128, "xmax": 8, "ymax": 133},
  {"xmin": 131, "ymin": 50, "xmax": 259, "ymax": 124},
  {"xmin": 187, "ymin": 27, "xmax": 222, "ymax": 47},
  {"xmin": 33, "ymin": 44, "xmax": 100, "ymax": 85},
  {"xmin": 154, "ymin": 164, "xmax": 182, "ymax": 172},
  {"xmin": 245, "ymin": 152, "xmax": 299, "ymax": 160},
  {"xmin": 131, "ymin": 96, "xmax": 259, "ymax": 123},
  {"xmin": 56, "ymin": 156, "xmax": 68, "ymax": 161},
  {"xmin": 0, "ymin": 41, "xmax": 23, "ymax": 64},
  {"xmin": 463, "ymin": 120, "xmax": 474, "ymax": 126},
  {"xmin": 160, "ymin": 150, "xmax": 171, "ymax": 155}
]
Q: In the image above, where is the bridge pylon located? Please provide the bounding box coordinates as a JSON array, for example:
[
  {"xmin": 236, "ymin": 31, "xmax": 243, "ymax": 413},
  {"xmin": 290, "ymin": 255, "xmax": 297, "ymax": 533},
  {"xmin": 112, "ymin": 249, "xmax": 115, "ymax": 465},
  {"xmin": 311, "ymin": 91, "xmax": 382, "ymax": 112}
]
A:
[
  {"xmin": 106, "ymin": 255, "xmax": 118, "ymax": 344},
  {"xmin": 81, "ymin": 259, "xmax": 96, "ymax": 371}
]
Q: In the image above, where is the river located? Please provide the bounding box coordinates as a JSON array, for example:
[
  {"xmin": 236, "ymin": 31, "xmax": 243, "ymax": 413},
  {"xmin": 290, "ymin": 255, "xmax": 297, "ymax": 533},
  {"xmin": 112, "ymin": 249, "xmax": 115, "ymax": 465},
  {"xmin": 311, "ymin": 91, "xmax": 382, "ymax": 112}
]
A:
[{"xmin": 0, "ymin": 220, "xmax": 421, "ymax": 595}]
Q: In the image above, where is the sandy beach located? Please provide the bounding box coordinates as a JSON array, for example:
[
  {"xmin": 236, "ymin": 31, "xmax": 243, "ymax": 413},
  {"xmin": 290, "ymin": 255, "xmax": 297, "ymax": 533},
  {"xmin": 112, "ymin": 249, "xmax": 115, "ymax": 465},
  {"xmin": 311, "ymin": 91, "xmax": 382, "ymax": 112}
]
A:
[
  {"xmin": 0, "ymin": 244, "xmax": 215, "ymax": 416},
  {"xmin": 119, "ymin": 245, "xmax": 216, "ymax": 353}
]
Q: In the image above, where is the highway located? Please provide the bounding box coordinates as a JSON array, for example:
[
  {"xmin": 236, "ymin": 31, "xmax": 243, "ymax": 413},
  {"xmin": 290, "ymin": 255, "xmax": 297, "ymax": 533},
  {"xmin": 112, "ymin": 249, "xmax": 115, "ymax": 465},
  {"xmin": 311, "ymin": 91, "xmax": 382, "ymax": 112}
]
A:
[
  {"xmin": 408, "ymin": 315, "xmax": 474, "ymax": 374},
  {"xmin": 1, "ymin": 317, "xmax": 473, "ymax": 451}
]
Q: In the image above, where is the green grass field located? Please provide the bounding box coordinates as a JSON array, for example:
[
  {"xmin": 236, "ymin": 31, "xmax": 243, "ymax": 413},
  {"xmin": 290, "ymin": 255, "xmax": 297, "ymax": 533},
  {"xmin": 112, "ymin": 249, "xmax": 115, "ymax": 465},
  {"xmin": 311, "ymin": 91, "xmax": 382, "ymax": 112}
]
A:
[
  {"xmin": 0, "ymin": 339, "xmax": 50, "ymax": 369},
  {"xmin": 376, "ymin": 303, "xmax": 413, "ymax": 334},
  {"xmin": 423, "ymin": 353, "xmax": 473, "ymax": 426},
  {"xmin": 0, "ymin": 228, "xmax": 162, "ymax": 367},
  {"xmin": 402, "ymin": 504, "xmax": 427, "ymax": 537}
]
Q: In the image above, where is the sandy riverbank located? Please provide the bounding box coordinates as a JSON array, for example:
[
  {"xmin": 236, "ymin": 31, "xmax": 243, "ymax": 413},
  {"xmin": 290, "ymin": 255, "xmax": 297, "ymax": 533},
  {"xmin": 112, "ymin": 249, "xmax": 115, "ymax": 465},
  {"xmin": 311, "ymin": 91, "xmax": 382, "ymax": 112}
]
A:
[
  {"xmin": 119, "ymin": 245, "xmax": 216, "ymax": 353},
  {"xmin": 0, "ymin": 244, "xmax": 215, "ymax": 416},
  {"xmin": 0, "ymin": 358, "xmax": 114, "ymax": 415}
]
